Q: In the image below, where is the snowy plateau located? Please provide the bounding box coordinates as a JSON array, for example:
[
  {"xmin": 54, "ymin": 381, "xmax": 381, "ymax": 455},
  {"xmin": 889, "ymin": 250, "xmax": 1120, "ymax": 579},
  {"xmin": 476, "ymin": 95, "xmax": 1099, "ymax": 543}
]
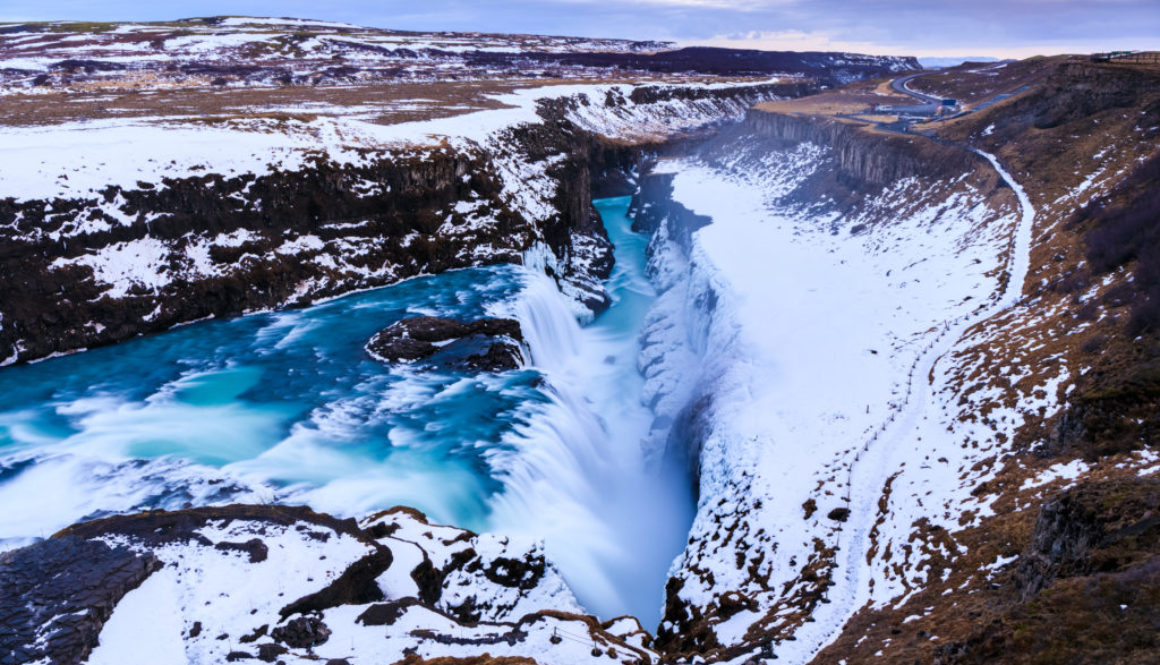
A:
[{"xmin": 1, "ymin": 16, "xmax": 1159, "ymax": 665}]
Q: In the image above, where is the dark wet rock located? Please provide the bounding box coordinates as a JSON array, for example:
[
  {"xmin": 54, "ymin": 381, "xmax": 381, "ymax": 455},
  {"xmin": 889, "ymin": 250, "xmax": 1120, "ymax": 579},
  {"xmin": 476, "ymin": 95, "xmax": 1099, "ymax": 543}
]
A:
[
  {"xmin": 239, "ymin": 624, "xmax": 269, "ymax": 643},
  {"xmin": 481, "ymin": 555, "xmax": 546, "ymax": 591},
  {"xmin": 1016, "ymin": 477, "xmax": 1160, "ymax": 600},
  {"xmin": 627, "ymin": 171, "xmax": 711, "ymax": 246},
  {"xmin": 215, "ymin": 538, "xmax": 270, "ymax": 563},
  {"xmin": 256, "ymin": 642, "xmax": 288, "ymax": 662},
  {"xmin": 56, "ymin": 504, "xmax": 367, "ymax": 548},
  {"xmin": 827, "ymin": 507, "xmax": 851, "ymax": 522},
  {"xmin": 357, "ymin": 599, "xmax": 421, "ymax": 626},
  {"xmin": 271, "ymin": 615, "xmax": 331, "ymax": 649},
  {"xmin": 0, "ymin": 536, "xmax": 160, "ymax": 665},
  {"xmin": 366, "ymin": 316, "xmax": 525, "ymax": 371},
  {"xmin": 279, "ymin": 547, "xmax": 392, "ymax": 618},
  {"xmin": 411, "ymin": 556, "xmax": 448, "ymax": 606}
]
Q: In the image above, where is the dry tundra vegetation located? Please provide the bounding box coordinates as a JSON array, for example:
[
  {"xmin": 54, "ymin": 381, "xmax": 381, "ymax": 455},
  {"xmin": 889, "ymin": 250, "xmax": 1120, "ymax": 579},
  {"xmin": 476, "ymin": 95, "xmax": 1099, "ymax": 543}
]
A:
[
  {"xmin": 0, "ymin": 76, "xmax": 786, "ymax": 128},
  {"xmin": 0, "ymin": 17, "xmax": 832, "ymax": 128},
  {"xmin": 768, "ymin": 56, "xmax": 1160, "ymax": 665}
]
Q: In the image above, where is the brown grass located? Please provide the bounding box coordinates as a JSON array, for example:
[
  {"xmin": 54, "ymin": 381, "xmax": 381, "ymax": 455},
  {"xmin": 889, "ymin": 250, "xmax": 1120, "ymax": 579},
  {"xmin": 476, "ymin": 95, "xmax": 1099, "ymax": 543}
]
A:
[
  {"xmin": 755, "ymin": 91, "xmax": 908, "ymax": 117},
  {"xmin": 0, "ymin": 74, "xmax": 778, "ymax": 128},
  {"xmin": 909, "ymin": 56, "xmax": 1067, "ymax": 105},
  {"xmin": 808, "ymin": 54, "xmax": 1160, "ymax": 665}
]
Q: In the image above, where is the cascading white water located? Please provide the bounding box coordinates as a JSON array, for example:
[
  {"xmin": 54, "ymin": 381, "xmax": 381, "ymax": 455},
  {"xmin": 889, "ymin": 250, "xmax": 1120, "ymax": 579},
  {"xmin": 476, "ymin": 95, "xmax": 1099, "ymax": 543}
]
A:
[
  {"xmin": 486, "ymin": 198, "xmax": 694, "ymax": 625},
  {"xmin": 0, "ymin": 197, "xmax": 691, "ymax": 627}
]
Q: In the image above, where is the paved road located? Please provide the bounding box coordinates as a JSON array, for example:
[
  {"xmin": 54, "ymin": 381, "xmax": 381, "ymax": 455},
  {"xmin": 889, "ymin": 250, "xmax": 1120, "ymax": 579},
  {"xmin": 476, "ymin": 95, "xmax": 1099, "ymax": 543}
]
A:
[{"xmin": 889, "ymin": 71, "xmax": 942, "ymax": 104}]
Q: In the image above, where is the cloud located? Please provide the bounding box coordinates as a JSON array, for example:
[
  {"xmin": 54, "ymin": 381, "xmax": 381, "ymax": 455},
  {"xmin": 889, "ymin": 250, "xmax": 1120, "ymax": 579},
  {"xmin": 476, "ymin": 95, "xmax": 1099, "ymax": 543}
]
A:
[
  {"xmin": 2, "ymin": 0, "xmax": 1158, "ymax": 58},
  {"xmin": 554, "ymin": 0, "xmax": 775, "ymax": 9},
  {"xmin": 688, "ymin": 26, "xmax": 1160, "ymax": 59}
]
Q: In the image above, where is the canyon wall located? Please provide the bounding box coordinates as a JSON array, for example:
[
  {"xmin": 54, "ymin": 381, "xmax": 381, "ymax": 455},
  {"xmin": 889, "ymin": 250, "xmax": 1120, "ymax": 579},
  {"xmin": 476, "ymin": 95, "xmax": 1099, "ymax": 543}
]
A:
[
  {"xmin": 0, "ymin": 82, "xmax": 809, "ymax": 366},
  {"xmin": 742, "ymin": 108, "xmax": 976, "ymax": 188}
]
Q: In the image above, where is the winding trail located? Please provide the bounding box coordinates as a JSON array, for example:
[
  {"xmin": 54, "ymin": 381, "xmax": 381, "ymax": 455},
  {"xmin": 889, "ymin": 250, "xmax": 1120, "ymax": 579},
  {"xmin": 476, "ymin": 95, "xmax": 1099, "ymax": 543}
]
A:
[{"xmin": 796, "ymin": 149, "xmax": 1035, "ymax": 664}]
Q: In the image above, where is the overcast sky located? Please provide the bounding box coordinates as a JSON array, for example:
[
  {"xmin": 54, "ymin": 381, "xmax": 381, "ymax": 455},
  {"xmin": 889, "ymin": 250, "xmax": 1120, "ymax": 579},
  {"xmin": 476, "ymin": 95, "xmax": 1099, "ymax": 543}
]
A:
[{"xmin": 1, "ymin": 1, "xmax": 1157, "ymax": 58}]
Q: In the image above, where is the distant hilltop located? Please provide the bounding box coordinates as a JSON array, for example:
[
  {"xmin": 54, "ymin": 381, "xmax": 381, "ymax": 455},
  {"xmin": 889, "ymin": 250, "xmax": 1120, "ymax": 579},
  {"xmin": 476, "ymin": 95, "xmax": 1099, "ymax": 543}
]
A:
[
  {"xmin": 919, "ymin": 55, "xmax": 1002, "ymax": 69},
  {"xmin": 0, "ymin": 17, "xmax": 918, "ymax": 90}
]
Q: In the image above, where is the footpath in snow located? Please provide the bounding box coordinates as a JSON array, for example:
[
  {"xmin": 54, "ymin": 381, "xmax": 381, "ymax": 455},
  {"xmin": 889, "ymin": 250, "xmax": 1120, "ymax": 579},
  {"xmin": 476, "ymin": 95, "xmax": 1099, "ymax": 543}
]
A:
[
  {"xmin": 803, "ymin": 149, "xmax": 1036, "ymax": 661},
  {"xmin": 648, "ymin": 143, "xmax": 1034, "ymax": 661}
]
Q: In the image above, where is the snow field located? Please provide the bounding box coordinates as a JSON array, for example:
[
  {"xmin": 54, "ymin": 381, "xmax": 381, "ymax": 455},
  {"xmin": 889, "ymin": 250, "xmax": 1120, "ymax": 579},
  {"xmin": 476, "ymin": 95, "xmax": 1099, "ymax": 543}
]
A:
[{"xmin": 638, "ymin": 138, "xmax": 1040, "ymax": 662}]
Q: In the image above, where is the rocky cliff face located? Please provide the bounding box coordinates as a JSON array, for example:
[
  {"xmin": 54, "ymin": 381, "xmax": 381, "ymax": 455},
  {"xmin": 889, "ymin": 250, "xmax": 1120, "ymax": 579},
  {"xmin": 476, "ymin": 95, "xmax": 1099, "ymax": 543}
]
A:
[
  {"xmin": 0, "ymin": 147, "xmax": 535, "ymax": 364},
  {"xmin": 742, "ymin": 109, "xmax": 975, "ymax": 190},
  {"xmin": 0, "ymin": 78, "xmax": 822, "ymax": 366},
  {"xmin": 0, "ymin": 108, "xmax": 598, "ymax": 366}
]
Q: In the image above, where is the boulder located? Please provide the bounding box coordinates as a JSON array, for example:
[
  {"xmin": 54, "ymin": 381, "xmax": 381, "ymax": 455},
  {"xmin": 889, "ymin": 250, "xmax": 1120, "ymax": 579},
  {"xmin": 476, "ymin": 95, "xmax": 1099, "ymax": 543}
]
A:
[{"xmin": 365, "ymin": 316, "xmax": 524, "ymax": 372}]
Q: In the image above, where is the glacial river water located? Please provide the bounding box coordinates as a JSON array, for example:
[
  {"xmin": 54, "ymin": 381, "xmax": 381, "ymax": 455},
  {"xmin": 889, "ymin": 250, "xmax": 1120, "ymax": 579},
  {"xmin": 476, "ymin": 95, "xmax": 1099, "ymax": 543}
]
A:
[{"xmin": 0, "ymin": 196, "xmax": 694, "ymax": 625}]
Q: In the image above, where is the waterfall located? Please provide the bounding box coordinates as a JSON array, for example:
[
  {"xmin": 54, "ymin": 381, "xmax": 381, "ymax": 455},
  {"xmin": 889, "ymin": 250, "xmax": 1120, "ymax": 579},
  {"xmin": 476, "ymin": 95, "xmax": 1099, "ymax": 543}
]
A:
[
  {"xmin": 485, "ymin": 203, "xmax": 694, "ymax": 626},
  {"xmin": 0, "ymin": 202, "xmax": 695, "ymax": 628},
  {"xmin": 507, "ymin": 267, "xmax": 584, "ymax": 373}
]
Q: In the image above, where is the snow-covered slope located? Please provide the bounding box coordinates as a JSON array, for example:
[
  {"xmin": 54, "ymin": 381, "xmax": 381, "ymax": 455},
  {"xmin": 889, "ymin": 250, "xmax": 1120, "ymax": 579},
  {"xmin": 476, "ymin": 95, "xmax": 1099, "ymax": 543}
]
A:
[
  {"xmin": 631, "ymin": 121, "xmax": 1053, "ymax": 660},
  {"xmin": 2, "ymin": 505, "xmax": 659, "ymax": 664}
]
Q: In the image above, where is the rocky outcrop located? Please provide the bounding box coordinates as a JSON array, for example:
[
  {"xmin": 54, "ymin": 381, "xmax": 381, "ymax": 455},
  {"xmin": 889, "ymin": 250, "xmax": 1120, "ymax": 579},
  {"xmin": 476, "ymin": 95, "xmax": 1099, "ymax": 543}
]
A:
[
  {"xmin": 2, "ymin": 505, "xmax": 658, "ymax": 665},
  {"xmin": 0, "ymin": 537, "xmax": 160, "ymax": 665},
  {"xmin": 0, "ymin": 124, "xmax": 613, "ymax": 366},
  {"xmin": 0, "ymin": 146, "xmax": 529, "ymax": 364},
  {"xmin": 1015, "ymin": 477, "xmax": 1160, "ymax": 600},
  {"xmin": 628, "ymin": 172, "xmax": 711, "ymax": 241},
  {"xmin": 366, "ymin": 316, "xmax": 525, "ymax": 371}
]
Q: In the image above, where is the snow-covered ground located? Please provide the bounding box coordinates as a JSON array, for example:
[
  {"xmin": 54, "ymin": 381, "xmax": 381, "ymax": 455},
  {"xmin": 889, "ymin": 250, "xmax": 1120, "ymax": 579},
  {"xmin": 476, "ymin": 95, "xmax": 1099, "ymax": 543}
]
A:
[
  {"xmin": 0, "ymin": 80, "xmax": 782, "ymax": 213},
  {"xmin": 635, "ymin": 133, "xmax": 1053, "ymax": 661},
  {"xmin": 55, "ymin": 508, "xmax": 659, "ymax": 665}
]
